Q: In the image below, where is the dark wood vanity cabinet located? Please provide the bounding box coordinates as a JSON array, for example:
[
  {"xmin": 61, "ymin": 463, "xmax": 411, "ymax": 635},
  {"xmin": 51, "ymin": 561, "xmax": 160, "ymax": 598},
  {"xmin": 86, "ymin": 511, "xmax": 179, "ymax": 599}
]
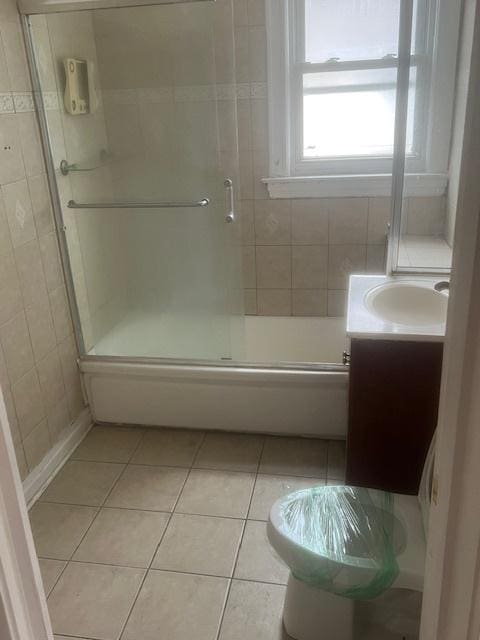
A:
[{"xmin": 346, "ymin": 338, "xmax": 443, "ymax": 495}]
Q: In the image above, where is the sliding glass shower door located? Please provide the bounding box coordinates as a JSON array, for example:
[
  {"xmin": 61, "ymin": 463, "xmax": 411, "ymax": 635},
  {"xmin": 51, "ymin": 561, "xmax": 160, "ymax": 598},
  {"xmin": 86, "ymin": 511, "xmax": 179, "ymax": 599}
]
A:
[{"xmin": 28, "ymin": 0, "xmax": 244, "ymax": 361}]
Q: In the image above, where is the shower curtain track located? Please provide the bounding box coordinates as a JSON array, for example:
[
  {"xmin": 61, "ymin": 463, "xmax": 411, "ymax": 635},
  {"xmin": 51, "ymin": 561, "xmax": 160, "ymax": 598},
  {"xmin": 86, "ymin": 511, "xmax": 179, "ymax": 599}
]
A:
[{"xmin": 82, "ymin": 353, "xmax": 348, "ymax": 373}]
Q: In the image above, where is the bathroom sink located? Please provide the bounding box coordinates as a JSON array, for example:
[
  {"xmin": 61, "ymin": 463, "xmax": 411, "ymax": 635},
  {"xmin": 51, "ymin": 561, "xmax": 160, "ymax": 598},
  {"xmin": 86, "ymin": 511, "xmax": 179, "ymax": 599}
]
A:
[{"xmin": 365, "ymin": 281, "xmax": 448, "ymax": 327}]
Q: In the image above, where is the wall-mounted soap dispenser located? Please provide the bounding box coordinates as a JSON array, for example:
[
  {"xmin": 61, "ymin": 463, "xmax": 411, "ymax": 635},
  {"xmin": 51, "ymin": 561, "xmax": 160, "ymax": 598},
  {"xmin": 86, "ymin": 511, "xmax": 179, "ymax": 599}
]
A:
[{"xmin": 63, "ymin": 58, "xmax": 97, "ymax": 116}]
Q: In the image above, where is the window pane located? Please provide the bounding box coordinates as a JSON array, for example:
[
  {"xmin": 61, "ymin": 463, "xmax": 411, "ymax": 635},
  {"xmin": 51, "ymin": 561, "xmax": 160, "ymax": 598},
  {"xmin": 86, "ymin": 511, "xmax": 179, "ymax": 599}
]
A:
[
  {"xmin": 302, "ymin": 69, "xmax": 416, "ymax": 159},
  {"xmin": 304, "ymin": 0, "xmax": 401, "ymax": 63}
]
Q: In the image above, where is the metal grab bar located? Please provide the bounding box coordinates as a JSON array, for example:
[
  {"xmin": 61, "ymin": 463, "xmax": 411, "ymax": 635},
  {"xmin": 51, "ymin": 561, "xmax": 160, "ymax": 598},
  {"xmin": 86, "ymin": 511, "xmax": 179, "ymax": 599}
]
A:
[
  {"xmin": 224, "ymin": 178, "xmax": 235, "ymax": 223},
  {"xmin": 67, "ymin": 198, "xmax": 210, "ymax": 210}
]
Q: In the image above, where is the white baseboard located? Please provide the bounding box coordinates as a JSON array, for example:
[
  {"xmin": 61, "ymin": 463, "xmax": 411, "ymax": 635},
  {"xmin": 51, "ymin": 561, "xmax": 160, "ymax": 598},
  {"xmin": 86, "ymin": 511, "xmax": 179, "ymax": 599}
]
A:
[{"xmin": 23, "ymin": 408, "xmax": 92, "ymax": 508}]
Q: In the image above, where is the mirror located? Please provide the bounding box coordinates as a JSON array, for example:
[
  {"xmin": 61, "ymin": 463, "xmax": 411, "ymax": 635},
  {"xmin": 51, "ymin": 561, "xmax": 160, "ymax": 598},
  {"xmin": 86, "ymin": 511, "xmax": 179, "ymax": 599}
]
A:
[{"xmin": 389, "ymin": 0, "xmax": 458, "ymax": 274}]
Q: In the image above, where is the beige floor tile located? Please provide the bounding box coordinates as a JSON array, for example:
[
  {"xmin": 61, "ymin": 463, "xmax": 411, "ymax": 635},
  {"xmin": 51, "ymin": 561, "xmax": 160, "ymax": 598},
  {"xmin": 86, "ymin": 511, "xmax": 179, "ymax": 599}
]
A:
[
  {"xmin": 48, "ymin": 562, "xmax": 144, "ymax": 640},
  {"xmin": 38, "ymin": 558, "xmax": 66, "ymax": 596},
  {"xmin": 131, "ymin": 428, "xmax": 204, "ymax": 467},
  {"xmin": 259, "ymin": 437, "xmax": 328, "ymax": 478},
  {"xmin": 105, "ymin": 464, "xmax": 188, "ymax": 511},
  {"xmin": 194, "ymin": 432, "xmax": 264, "ymax": 472},
  {"xmin": 248, "ymin": 474, "xmax": 325, "ymax": 521},
  {"xmin": 328, "ymin": 439, "xmax": 347, "ymax": 480},
  {"xmin": 73, "ymin": 507, "xmax": 170, "ymax": 568},
  {"xmin": 152, "ymin": 513, "xmax": 244, "ymax": 577},
  {"xmin": 122, "ymin": 570, "xmax": 229, "ymax": 640},
  {"xmin": 234, "ymin": 520, "xmax": 289, "ymax": 584},
  {"xmin": 54, "ymin": 637, "xmax": 90, "ymax": 640},
  {"xmin": 30, "ymin": 502, "xmax": 97, "ymax": 560},
  {"xmin": 40, "ymin": 460, "xmax": 125, "ymax": 507},
  {"xmin": 219, "ymin": 580, "xmax": 287, "ymax": 640},
  {"xmin": 71, "ymin": 426, "xmax": 144, "ymax": 463},
  {"xmin": 176, "ymin": 469, "xmax": 255, "ymax": 518}
]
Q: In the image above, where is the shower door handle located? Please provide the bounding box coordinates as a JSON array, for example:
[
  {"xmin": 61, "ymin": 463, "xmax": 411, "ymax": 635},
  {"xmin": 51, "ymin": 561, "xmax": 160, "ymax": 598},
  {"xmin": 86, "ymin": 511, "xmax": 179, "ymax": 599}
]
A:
[{"xmin": 224, "ymin": 178, "xmax": 235, "ymax": 223}]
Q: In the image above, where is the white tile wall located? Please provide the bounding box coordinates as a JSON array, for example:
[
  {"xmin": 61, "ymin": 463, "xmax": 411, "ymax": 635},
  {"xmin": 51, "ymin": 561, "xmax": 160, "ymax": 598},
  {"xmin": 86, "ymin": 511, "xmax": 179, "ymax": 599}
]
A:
[{"xmin": 0, "ymin": 4, "xmax": 86, "ymax": 480}]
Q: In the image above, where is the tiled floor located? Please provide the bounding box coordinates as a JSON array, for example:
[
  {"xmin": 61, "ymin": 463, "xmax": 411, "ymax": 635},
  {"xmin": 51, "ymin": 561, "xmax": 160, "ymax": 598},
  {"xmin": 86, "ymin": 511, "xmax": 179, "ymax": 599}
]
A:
[{"xmin": 30, "ymin": 426, "xmax": 345, "ymax": 640}]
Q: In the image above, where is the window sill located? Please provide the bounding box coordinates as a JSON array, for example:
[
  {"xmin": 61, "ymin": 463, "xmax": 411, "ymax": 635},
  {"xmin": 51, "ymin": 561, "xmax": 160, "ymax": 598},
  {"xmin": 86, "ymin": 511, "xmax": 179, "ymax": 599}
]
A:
[{"xmin": 263, "ymin": 173, "xmax": 448, "ymax": 199}]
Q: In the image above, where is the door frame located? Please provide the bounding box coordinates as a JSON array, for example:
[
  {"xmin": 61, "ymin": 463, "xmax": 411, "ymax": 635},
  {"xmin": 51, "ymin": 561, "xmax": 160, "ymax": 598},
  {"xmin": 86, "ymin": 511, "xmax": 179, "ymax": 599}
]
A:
[
  {"xmin": 420, "ymin": 0, "xmax": 480, "ymax": 637},
  {"xmin": 0, "ymin": 389, "xmax": 53, "ymax": 640}
]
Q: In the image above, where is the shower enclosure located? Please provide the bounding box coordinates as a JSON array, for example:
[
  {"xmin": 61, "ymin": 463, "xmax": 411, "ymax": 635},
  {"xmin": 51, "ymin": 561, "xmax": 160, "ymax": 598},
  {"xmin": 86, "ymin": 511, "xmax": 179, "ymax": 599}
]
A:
[
  {"xmin": 20, "ymin": 0, "xmax": 448, "ymax": 435},
  {"xmin": 20, "ymin": 0, "xmax": 349, "ymax": 436}
]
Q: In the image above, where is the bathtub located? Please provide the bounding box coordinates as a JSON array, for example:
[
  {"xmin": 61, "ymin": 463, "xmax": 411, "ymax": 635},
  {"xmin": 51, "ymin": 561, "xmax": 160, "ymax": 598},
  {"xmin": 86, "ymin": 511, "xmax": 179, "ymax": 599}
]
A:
[{"xmin": 80, "ymin": 316, "xmax": 350, "ymax": 438}]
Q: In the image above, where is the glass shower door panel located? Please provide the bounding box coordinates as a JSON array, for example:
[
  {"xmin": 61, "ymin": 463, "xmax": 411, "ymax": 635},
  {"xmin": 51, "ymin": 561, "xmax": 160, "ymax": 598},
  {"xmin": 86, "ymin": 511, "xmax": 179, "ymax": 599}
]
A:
[{"xmin": 31, "ymin": 1, "xmax": 243, "ymax": 360}]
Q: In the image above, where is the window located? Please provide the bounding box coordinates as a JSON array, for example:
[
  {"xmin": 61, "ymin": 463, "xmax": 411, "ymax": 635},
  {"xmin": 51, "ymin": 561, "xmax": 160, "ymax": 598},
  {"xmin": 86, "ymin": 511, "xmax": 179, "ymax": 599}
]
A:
[{"xmin": 266, "ymin": 0, "xmax": 461, "ymax": 197}]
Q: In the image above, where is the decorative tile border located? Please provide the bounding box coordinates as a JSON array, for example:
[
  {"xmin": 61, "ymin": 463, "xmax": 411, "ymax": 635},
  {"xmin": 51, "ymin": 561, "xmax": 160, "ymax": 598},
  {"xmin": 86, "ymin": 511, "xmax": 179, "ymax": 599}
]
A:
[
  {"xmin": 43, "ymin": 91, "xmax": 59, "ymax": 110},
  {"xmin": 250, "ymin": 82, "xmax": 267, "ymax": 99},
  {"xmin": 102, "ymin": 88, "xmax": 138, "ymax": 106},
  {"xmin": 0, "ymin": 93, "xmax": 15, "ymax": 114},
  {"xmin": 0, "ymin": 91, "xmax": 60, "ymax": 114},
  {"xmin": 13, "ymin": 93, "xmax": 35, "ymax": 112},
  {"xmin": 234, "ymin": 83, "xmax": 267, "ymax": 100},
  {"xmin": 0, "ymin": 83, "xmax": 268, "ymax": 117},
  {"xmin": 174, "ymin": 84, "xmax": 216, "ymax": 102},
  {"xmin": 216, "ymin": 84, "xmax": 237, "ymax": 100},
  {"xmin": 101, "ymin": 83, "xmax": 267, "ymax": 106},
  {"xmin": 137, "ymin": 87, "xmax": 173, "ymax": 103},
  {"xmin": 235, "ymin": 83, "xmax": 251, "ymax": 100}
]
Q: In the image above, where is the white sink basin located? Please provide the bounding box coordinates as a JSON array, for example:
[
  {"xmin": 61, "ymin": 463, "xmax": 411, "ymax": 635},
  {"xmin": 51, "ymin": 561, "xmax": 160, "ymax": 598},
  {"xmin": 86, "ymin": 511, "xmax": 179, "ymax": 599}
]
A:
[{"xmin": 365, "ymin": 281, "xmax": 448, "ymax": 327}]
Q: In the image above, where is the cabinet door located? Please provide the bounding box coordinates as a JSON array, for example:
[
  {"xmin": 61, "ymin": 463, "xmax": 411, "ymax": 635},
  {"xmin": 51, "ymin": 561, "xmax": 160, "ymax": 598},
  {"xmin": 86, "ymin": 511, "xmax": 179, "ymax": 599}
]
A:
[{"xmin": 346, "ymin": 339, "xmax": 443, "ymax": 494}]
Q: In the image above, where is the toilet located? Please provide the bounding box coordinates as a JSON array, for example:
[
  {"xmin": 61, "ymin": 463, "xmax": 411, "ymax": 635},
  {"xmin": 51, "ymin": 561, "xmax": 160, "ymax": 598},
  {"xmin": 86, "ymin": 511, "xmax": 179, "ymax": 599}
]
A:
[{"xmin": 267, "ymin": 438, "xmax": 435, "ymax": 640}]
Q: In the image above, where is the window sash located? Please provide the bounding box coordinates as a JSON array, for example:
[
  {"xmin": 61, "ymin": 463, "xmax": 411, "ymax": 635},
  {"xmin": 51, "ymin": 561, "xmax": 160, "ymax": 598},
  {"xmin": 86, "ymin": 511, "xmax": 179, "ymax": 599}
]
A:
[
  {"xmin": 265, "ymin": 0, "xmax": 459, "ymax": 183},
  {"xmin": 290, "ymin": 70, "xmax": 426, "ymax": 173},
  {"xmin": 289, "ymin": 0, "xmax": 429, "ymax": 175},
  {"xmin": 294, "ymin": 1, "xmax": 430, "ymax": 66}
]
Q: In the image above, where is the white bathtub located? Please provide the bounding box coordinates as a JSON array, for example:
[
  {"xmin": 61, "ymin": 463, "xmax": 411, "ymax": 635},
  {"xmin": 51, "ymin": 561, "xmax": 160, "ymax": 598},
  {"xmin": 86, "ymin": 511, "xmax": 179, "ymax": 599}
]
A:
[{"xmin": 80, "ymin": 316, "xmax": 349, "ymax": 438}]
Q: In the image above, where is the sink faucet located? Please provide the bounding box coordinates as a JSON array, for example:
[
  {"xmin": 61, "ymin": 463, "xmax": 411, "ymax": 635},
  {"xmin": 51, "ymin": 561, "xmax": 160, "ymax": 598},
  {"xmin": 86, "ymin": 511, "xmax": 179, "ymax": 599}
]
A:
[{"xmin": 434, "ymin": 281, "xmax": 450, "ymax": 293}]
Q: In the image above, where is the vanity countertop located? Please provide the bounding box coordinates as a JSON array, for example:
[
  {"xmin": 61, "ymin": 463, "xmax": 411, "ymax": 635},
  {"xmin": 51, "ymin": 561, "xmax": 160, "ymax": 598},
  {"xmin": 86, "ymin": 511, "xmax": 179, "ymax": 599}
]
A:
[{"xmin": 347, "ymin": 274, "xmax": 447, "ymax": 342}]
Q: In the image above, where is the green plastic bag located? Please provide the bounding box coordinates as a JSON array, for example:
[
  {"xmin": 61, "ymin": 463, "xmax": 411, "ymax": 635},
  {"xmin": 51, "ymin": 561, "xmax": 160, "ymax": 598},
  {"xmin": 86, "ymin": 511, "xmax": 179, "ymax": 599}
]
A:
[{"xmin": 271, "ymin": 485, "xmax": 399, "ymax": 600}]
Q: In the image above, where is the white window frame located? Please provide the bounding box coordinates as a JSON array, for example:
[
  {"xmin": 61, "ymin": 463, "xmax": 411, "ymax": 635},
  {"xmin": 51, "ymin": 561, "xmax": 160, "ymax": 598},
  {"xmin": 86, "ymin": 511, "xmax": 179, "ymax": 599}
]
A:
[{"xmin": 265, "ymin": 0, "xmax": 462, "ymax": 198}]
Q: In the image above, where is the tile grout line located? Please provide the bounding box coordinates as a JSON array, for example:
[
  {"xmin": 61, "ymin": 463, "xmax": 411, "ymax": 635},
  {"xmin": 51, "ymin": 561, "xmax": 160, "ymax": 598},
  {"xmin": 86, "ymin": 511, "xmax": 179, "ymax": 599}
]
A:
[
  {"xmin": 214, "ymin": 434, "xmax": 267, "ymax": 640},
  {"xmin": 36, "ymin": 498, "xmax": 288, "ymax": 523},
  {"xmin": 43, "ymin": 428, "xmax": 149, "ymax": 614},
  {"xmin": 35, "ymin": 499, "xmax": 257, "ymax": 519},
  {"xmin": 116, "ymin": 430, "xmax": 208, "ymax": 640},
  {"xmin": 70, "ymin": 458, "xmax": 269, "ymax": 474},
  {"xmin": 49, "ymin": 633, "xmax": 96, "ymax": 640},
  {"xmin": 59, "ymin": 558, "xmax": 289, "ymax": 588},
  {"xmin": 37, "ymin": 465, "xmax": 331, "ymax": 486}
]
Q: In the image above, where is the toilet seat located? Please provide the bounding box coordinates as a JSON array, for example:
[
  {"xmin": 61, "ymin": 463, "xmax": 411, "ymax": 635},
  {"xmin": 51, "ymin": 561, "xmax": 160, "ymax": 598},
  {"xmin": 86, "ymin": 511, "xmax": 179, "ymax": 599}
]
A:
[{"xmin": 268, "ymin": 485, "xmax": 426, "ymax": 598}]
